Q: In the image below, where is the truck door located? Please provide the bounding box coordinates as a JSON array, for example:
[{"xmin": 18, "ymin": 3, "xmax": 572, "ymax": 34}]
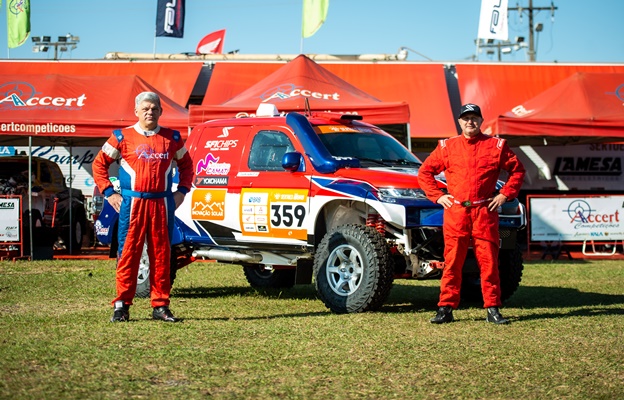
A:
[{"xmin": 232, "ymin": 127, "xmax": 312, "ymax": 246}]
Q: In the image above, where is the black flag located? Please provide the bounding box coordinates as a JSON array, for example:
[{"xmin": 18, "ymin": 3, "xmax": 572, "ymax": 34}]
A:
[{"xmin": 156, "ymin": 0, "xmax": 185, "ymax": 38}]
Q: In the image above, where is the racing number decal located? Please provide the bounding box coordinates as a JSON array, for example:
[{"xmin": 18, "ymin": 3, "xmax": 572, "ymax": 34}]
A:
[
  {"xmin": 240, "ymin": 189, "xmax": 308, "ymax": 240},
  {"xmin": 271, "ymin": 204, "xmax": 306, "ymax": 228}
]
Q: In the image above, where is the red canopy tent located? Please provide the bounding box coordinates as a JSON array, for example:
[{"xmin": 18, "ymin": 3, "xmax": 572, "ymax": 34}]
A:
[
  {"xmin": 199, "ymin": 60, "xmax": 457, "ymax": 138},
  {"xmin": 0, "ymin": 74, "xmax": 190, "ymax": 146},
  {"xmin": 0, "ymin": 61, "xmax": 203, "ymax": 107},
  {"xmin": 483, "ymin": 72, "xmax": 624, "ymax": 144},
  {"xmin": 190, "ymin": 54, "xmax": 410, "ymax": 127},
  {"xmin": 455, "ymin": 63, "xmax": 624, "ymax": 126},
  {"xmin": 322, "ymin": 63, "xmax": 457, "ymax": 138}
]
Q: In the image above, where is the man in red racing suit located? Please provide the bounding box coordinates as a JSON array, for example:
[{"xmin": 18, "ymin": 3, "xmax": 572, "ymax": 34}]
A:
[
  {"xmin": 93, "ymin": 92, "xmax": 194, "ymax": 323},
  {"xmin": 418, "ymin": 103, "xmax": 525, "ymax": 324}
]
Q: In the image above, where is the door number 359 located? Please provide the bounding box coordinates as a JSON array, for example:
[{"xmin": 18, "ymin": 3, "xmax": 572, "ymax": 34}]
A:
[{"xmin": 271, "ymin": 204, "xmax": 306, "ymax": 228}]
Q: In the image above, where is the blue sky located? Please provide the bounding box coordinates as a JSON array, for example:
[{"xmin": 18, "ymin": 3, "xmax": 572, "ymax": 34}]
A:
[{"xmin": 1, "ymin": 0, "xmax": 623, "ymax": 63}]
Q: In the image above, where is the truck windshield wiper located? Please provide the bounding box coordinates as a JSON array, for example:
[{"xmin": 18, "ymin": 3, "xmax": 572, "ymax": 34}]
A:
[
  {"xmin": 358, "ymin": 158, "xmax": 421, "ymax": 167},
  {"xmin": 390, "ymin": 159, "xmax": 421, "ymax": 167},
  {"xmin": 356, "ymin": 157, "xmax": 394, "ymax": 167}
]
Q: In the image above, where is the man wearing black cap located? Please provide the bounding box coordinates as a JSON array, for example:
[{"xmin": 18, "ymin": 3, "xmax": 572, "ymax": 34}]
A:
[{"xmin": 418, "ymin": 103, "xmax": 525, "ymax": 324}]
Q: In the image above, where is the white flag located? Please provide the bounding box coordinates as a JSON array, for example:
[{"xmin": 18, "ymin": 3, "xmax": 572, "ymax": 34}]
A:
[{"xmin": 477, "ymin": 0, "xmax": 508, "ymax": 40}]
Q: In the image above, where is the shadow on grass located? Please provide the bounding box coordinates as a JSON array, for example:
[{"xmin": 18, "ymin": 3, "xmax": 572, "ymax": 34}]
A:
[
  {"xmin": 504, "ymin": 285, "xmax": 624, "ymax": 321},
  {"xmin": 171, "ymin": 285, "xmax": 330, "ymax": 321},
  {"xmin": 173, "ymin": 285, "xmax": 255, "ymax": 298},
  {"xmin": 512, "ymin": 306, "xmax": 624, "ymax": 322},
  {"xmin": 509, "ymin": 285, "xmax": 624, "ymax": 308},
  {"xmin": 383, "ymin": 284, "xmax": 624, "ymax": 316},
  {"xmin": 172, "ymin": 283, "xmax": 624, "ymax": 320},
  {"xmin": 173, "ymin": 284, "xmax": 319, "ymax": 300}
]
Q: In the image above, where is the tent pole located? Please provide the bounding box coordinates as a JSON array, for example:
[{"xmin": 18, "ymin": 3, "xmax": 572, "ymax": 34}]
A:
[
  {"xmin": 28, "ymin": 136, "xmax": 33, "ymax": 260},
  {"xmin": 406, "ymin": 123, "xmax": 412, "ymax": 152},
  {"xmin": 69, "ymin": 142, "xmax": 74, "ymax": 254},
  {"xmin": 153, "ymin": 28, "xmax": 157, "ymax": 59}
]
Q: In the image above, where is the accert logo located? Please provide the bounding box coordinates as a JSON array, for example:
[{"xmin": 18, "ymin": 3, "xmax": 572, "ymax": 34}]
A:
[
  {"xmin": 260, "ymin": 83, "xmax": 339, "ymax": 103},
  {"xmin": 566, "ymin": 199, "xmax": 620, "ymax": 228},
  {"xmin": 135, "ymin": 144, "xmax": 169, "ymax": 162},
  {"xmin": 0, "ymin": 81, "xmax": 87, "ymax": 109}
]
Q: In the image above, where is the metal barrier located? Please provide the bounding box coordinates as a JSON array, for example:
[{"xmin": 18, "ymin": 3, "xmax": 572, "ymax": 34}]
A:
[{"xmin": 582, "ymin": 240, "xmax": 620, "ymax": 257}]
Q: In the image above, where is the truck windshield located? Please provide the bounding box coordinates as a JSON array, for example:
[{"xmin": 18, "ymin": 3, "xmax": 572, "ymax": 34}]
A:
[{"xmin": 317, "ymin": 131, "xmax": 422, "ymax": 166}]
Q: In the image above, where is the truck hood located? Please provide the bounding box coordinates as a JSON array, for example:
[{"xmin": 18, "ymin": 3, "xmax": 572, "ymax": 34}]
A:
[
  {"xmin": 333, "ymin": 166, "xmax": 451, "ymax": 189},
  {"xmin": 331, "ymin": 167, "xmax": 423, "ymax": 189}
]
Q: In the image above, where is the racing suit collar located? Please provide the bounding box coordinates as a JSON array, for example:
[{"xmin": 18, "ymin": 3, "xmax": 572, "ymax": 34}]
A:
[
  {"xmin": 463, "ymin": 131, "xmax": 484, "ymax": 142},
  {"xmin": 133, "ymin": 122, "xmax": 161, "ymax": 137}
]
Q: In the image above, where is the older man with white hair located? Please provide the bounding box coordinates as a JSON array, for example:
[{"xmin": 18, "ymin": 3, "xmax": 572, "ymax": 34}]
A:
[{"xmin": 93, "ymin": 91, "xmax": 194, "ymax": 323}]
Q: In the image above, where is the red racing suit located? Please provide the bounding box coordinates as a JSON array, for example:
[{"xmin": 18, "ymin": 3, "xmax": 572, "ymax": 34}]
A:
[
  {"xmin": 417, "ymin": 133, "xmax": 525, "ymax": 308},
  {"xmin": 93, "ymin": 124, "xmax": 194, "ymax": 308}
]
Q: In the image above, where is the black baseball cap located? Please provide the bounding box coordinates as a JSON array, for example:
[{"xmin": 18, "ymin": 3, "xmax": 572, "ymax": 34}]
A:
[{"xmin": 458, "ymin": 103, "xmax": 483, "ymax": 119}]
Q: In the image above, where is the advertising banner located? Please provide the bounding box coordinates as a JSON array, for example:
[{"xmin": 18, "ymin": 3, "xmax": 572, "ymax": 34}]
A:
[
  {"xmin": 7, "ymin": 0, "xmax": 30, "ymax": 48},
  {"xmin": 0, "ymin": 197, "xmax": 20, "ymax": 242},
  {"xmin": 156, "ymin": 0, "xmax": 185, "ymax": 38},
  {"xmin": 515, "ymin": 143, "xmax": 624, "ymax": 191},
  {"xmin": 529, "ymin": 195, "xmax": 624, "ymax": 241},
  {"xmin": 302, "ymin": 0, "xmax": 329, "ymax": 38},
  {"xmin": 477, "ymin": 0, "xmax": 508, "ymax": 41}
]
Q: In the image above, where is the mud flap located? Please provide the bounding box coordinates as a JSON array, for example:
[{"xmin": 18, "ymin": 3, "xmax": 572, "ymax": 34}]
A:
[{"xmin": 295, "ymin": 259, "xmax": 313, "ymax": 285}]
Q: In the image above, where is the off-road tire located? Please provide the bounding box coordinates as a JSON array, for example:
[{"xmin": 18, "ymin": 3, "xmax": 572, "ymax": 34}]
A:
[
  {"xmin": 461, "ymin": 244, "xmax": 524, "ymax": 303},
  {"xmin": 498, "ymin": 244, "xmax": 524, "ymax": 301},
  {"xmin": 61, "ymin": 213, "xmax": 86, "ymax": 255},
  {"xmin": 243, "ymin": 264, "xmax": 296, "ymax": 289},
  {"xmin": 314, "ymin": 224, "xmax": 394, "ymax": 314},
  {"xmin": 24, "ymin": 209, "xmax": 44, "ymax": 229},
  {"xmin": 135, "ymin": 243, "xmax": 151, "ymax": 298},
  {"xmin": 22, "ymin": 209, "xmax": 52, "ymax": 253}
]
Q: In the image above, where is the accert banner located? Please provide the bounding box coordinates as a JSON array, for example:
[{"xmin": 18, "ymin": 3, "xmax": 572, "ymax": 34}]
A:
[{"xmin": 529, "ymin": 195, "xmax": 624, "ymax": 241}]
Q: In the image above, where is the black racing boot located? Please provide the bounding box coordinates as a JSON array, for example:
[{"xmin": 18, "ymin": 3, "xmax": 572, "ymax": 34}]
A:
[
  {"xmin": 152, "ymin": 306, "xmax": 181, "ymax": 323},
  {"xmin": 486, "ymin": 307, "xmax": 510, "ymax": 324},
  {"xmin": 430, "ymin": 306, "xmax": 454, "ymax": 324},
  {"xmin": 110, "ymin": 301, "xmax": 130, "ymax": 322}
]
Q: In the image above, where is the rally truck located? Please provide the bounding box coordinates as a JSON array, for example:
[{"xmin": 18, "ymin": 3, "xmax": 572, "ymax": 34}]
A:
[{"xmin": 96, "ymin": 106, "xmax": 526, "ymax": 312}]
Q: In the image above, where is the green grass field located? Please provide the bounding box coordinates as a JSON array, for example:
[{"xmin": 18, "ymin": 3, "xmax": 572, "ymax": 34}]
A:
[{"xmin": 0, "ymin": 258, "xmax": 622, "ymax": 399}]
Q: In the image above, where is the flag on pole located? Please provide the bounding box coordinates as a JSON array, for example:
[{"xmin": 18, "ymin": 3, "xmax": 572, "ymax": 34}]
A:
[
  {"xmin": 302, "ymin": 0, "xmax": 329, "ymax": 38},
  {"xmin": 156, "ymin": 0, "xmax": 185, "ymax": 38},
  {"xmin": 7, "ymin": 0, "xmax": 31, "ymax": 48},
  {"xmin": 477, "ymin": 0, "xmax": 508, "ymax": 41},
  {"xmin": 195, "ymin": 29, "xmax": 226, "ymax": 55}
]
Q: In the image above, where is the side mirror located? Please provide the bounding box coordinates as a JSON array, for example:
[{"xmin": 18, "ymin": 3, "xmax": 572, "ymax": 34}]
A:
[{"xmin": 282, "ymin": 152, "xmax": 303, "ymax": 172}]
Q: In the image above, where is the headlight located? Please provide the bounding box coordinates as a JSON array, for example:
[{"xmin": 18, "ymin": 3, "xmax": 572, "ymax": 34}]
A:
[{"xmin": 377, "ymin": 188, "xmax": 428, "ymax": 202}]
